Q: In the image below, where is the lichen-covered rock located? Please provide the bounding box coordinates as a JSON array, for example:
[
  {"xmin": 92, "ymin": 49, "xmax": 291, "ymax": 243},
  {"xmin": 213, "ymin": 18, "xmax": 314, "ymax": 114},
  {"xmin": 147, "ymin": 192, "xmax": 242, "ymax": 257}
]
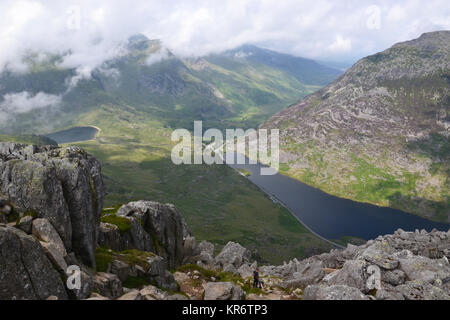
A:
[
  {"xmin": 183, "ymin": 236, "xmax": 200, "ymax": 258},
  {"xmin": 326, "ymin": 260, "xmax": 369, "ymax": 293},
  {"xmin": 117, "ymin": 201, "xmax": 188, "ymax": 269},
  {"xmin": 140, "ymin": 285, "xmax": 169, "ymax": 300},
  {"xmin": 17, "ymin": 215, "xmax": 33, "ymax": 234},
  {"xmin": 32, "ymin": 218, "xmax": 67, "ymax": 259},
  {"xmin": 381, "ymin": 269, "xmax": 406, "ymax": 286},
  {"xmin": 198, "ymin": 240, "xmax": 215, "ymax": 256},
  {"xmin": 397, "ymin": 253, "xmax": 450, "ymax": 284},
  {"xmin": 303, "ymin": 284, "xmax": 369, "ymax": 300},
  {"xmin": 145, "ymin": 255, "xmax": 178, "ymax": 291},
  {"xmin": 356, "ymin": 241, "xmax": 399, "ymax": 270},
  {"xmin": 0, "ymin": 143, "xmax": 105, "ymax": 267},
  {"xmin": 93, "ymin": 272, "xmax": 123, "ymax": 299},
  {"xmin": 110, "ymin": 260, "xmax": 131, "ymax": 283},
  {"xmin": 395, "ymin": 280, "xmax": 450, "ymax": 300},
  {"xmin": 214, "ymin": 241, "xmax": 251, "ymax": 271},
  {"xmin": 281, "ymin": 261, "xmax": 325, "ymax": 289},
  {"xmin": 98, "ymin": 219, "xmax": 155, "ymax": 253},
  {"xmin": 0, "ymin": 226, "xmax": 68, "ymax": 300},
  {"xmin": 98, "ymin": 222, "xmax": 123, "ymax": 251},
  {"xmin": 204, "ymin": 282, "xmax": 245, "ymax": 300}
]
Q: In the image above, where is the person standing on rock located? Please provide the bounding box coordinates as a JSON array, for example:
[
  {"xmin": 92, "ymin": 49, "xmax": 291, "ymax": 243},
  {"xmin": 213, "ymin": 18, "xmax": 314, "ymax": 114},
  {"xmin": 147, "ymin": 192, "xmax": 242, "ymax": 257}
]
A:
[{"xmin": 253, "ymin": 268, "xmax": 260, "ymax": 288}]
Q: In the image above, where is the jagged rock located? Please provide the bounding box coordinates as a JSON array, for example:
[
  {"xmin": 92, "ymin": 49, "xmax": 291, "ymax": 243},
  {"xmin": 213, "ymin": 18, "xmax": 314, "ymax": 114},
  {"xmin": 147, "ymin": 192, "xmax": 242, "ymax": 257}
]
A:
[
  {"xmin": 397, "ymin": 254, "xmax": 450, "ymax": 284},
  {"xmin": 145, "ymin": 255, "xmax": 178, "ymax": 291},
  {"xmin": 140, "ymin": 285, "xmax": 169, "ymax": 300},
  {"xmin": 215, "ymin": 242, "xmax": 251, "ymax": 271},
  {"xmin": 94, "ymin": 272, "xmax": 123, "ymax": 299},
  {"xmin": 117, "ymin": 290, "xmax": 142, "ymax": 300},
  {"xmin": 326, "ymin": 260, "xmax": 369, "ymax": 293},
  {"xmin": 98, "ymin": 222, "xmax": 123, "ymax": 251},
  {"xmin": 0, "ymin": 226, "xmax": 68, "ymax": 300},
  {"xmin": 99, "ymin": 218, "xmax": 155, "ymax": 253},
  {"xmin": 320, "ymin": 250, "xmax": 346, "ymax": 269},
  {"xmin": 17, "ymin": 215, "xmax": 33, "ymax": 234},
  {"xmin": 110, "ymin": 260, "xmax": 131, "ymax": 283},
  {"xmin": 0, "ymin": 143, "xmax": 105, "ymax": 268},
  {"xmin": 193, "ymin": 251, "xmax": 215, "ymax": 267},
  {"xmin": 304, "ymin": 284, "xmax": 369, "ymax": 300},
  {"xmin": 40, "ymin": 241, "xmax": 68, "ymax": 272},
  {"xmin": 237, "ymin": 264, "xmax": 254, "ymax": 279},
  {"xmin": 117, "ymin": 201, "xmax": 188, "ymax": 268},
  {"xmin": 32, "ymin": 218, "xmax": 68, "ymax": 272},
  {"xmin": 381, "ymin": 269, "xmax": 406, "ymax": 286},
  {"xmin": 69, "ymin": 270, "xmax": 94, "ymax": 300},
  {"xmin": 356, "ymin": 241, "xmax": 399, "ymax": 270},
  {"xmin": 183, "ymin": 236, "xmax": 200, "ymax": 258},
  {"xmin": 32, "ymin": 218, "xmax": 67, "ymax": 258},
  {"xmin": 199, "ymin": 240, "xmax": 215, "ymax": 256},
  {"xmin": 375, "ymin": 283, "xmax": 405, "ymax": 300},
  {"xmin": 281, "ymin": 261, "xmax": 325, "ymax": 289},
  {"xmin": 395, "ymin": 280, "xmax": 450, "ymax": 300},
  {"xmin": 204, "ymin": 282, "xmax": 245, "ymax": 300}
]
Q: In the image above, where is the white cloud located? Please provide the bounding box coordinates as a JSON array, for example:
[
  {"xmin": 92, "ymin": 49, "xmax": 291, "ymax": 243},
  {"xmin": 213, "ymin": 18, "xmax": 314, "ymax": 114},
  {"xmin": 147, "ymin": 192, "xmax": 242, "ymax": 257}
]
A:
[
  {"xmin": 0, "ymin": 0, "xmax": 448, "ymax": 74},
  {"xmin": 328, "ymin": 35, "xmax": 352, "ymax": 52},
  {"xmin": 146, "ymin": 48, "xmax": 172, "ymax": 66},
  {"xmin": 0, "ymin": 91, "xmax": 62, "ymax": 123}
]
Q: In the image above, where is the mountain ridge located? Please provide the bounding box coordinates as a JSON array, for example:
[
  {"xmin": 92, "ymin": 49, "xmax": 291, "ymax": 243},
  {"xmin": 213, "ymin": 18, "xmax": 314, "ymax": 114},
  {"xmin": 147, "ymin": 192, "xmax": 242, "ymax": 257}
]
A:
[{"xmin": 263, "ymin": 31, "xmax": 450, "ymax": 222}]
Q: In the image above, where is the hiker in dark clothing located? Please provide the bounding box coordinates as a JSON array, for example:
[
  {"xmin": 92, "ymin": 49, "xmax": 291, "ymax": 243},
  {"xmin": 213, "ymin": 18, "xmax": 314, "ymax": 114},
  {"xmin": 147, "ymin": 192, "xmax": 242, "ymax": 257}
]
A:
[{"xmin": 253, "ymin": 268, "xmax": 259, "ymax": 288}]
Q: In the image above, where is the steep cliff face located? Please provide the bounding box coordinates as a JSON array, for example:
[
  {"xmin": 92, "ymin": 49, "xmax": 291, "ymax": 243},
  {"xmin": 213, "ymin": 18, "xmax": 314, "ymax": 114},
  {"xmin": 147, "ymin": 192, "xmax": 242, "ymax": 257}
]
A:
[
  {"xmin": 263, "ymin": 31, "xmax": 450, "ymax": 222},
  {"xmin": 0, "ymin": 143, "xmax": 105, "ymax": 267}
]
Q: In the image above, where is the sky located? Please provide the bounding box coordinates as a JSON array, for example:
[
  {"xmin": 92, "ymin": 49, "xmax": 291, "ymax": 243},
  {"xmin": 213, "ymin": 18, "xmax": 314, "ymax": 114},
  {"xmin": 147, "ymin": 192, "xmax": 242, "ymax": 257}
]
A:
[{"xmin": 1, "ymin": 0, "xmax": 449, "ymax": 73}]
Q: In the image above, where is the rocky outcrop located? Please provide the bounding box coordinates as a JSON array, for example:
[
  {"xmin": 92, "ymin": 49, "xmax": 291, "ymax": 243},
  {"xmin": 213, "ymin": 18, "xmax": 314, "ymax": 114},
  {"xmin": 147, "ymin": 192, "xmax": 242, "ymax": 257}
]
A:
[
  {"xmin": 204, "ymin": 282, "xmax": 245, "ymax": 300},
  {"xmin": 304, "ymin": 285, "xmax": 370, "ymax": 300},
  {"xmin": 0, "ymin": 143, "xmax": 105, "ymax": 267},
  {"xmin": 214, "ymin": 241, "xmax": 251, "ymax": 274},
  {"xmin": 115, "ymin": 201, "xmax": 189, "ymax": 269},
  {"xmin": 93, "ymin": 272, "xmax": 123, "ymax": 299},
  {"xmin": 0, "ymin": 226, "xmax": 68, "ymax": 300},
  {"xmin": 298, "ymin": 229, "xmax": 450, "ymax": 300}
]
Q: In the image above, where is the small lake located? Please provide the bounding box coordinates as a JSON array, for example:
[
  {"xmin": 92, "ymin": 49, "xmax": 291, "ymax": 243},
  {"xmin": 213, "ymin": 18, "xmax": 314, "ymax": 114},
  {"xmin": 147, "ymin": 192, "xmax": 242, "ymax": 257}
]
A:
[
  {"xmin": 229, "ymin": 155, "xmax": 449, "ymax": 242},
  {"xmin": 45, "ymin": 126, "xmax": 99, "ymax": 144}
]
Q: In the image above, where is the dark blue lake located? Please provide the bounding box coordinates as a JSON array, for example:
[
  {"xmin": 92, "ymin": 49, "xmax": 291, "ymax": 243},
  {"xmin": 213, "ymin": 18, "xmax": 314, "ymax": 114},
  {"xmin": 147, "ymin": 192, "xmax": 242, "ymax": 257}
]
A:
[
  {"xmin": 46, "ymin": 126, "xmax": 99, "ymax": 144},
  {"xmin": 229, "ymin": 156, "xmax": 449, "ymax": 242}
]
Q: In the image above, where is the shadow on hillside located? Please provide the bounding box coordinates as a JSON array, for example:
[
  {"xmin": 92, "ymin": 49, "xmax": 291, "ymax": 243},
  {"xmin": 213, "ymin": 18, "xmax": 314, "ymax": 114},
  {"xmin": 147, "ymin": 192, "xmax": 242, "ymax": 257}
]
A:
[{"xmin": 385, "ymin": 191, "xmax": 449, "ymax": 224}]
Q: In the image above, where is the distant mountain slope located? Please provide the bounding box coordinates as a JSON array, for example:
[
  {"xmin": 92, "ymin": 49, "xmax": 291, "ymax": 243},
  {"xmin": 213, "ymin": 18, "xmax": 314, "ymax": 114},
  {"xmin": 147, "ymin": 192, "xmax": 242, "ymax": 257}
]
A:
[
  {"xmin": 0, "ymin": 134, "xmax": 57, "ymax": 146},
  {"xmin": 0, "ymin": 35, "xmax": 341, "ymax": 134},
  {"xmin": 224, "ymin": 44, "xmax": 343, "ymax": 85},
  {"xmin": 263, "ymin": 31, "xmax": 450, "ymax": 222}
]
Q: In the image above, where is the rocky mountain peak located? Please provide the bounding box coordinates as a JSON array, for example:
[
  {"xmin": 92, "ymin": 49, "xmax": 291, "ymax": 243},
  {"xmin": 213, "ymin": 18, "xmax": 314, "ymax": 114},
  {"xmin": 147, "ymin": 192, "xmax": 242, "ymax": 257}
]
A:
[{"xmin": 263, "ymin": 31, "xmax": 449, "ymax": 222}]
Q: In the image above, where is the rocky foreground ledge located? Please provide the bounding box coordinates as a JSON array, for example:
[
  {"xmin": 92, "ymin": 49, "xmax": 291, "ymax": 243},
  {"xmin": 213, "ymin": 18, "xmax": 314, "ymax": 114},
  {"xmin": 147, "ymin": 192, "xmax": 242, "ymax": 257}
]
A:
[{"xmin": 0, "ymin": 143, "xmax": 449, "ymax": 300}]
